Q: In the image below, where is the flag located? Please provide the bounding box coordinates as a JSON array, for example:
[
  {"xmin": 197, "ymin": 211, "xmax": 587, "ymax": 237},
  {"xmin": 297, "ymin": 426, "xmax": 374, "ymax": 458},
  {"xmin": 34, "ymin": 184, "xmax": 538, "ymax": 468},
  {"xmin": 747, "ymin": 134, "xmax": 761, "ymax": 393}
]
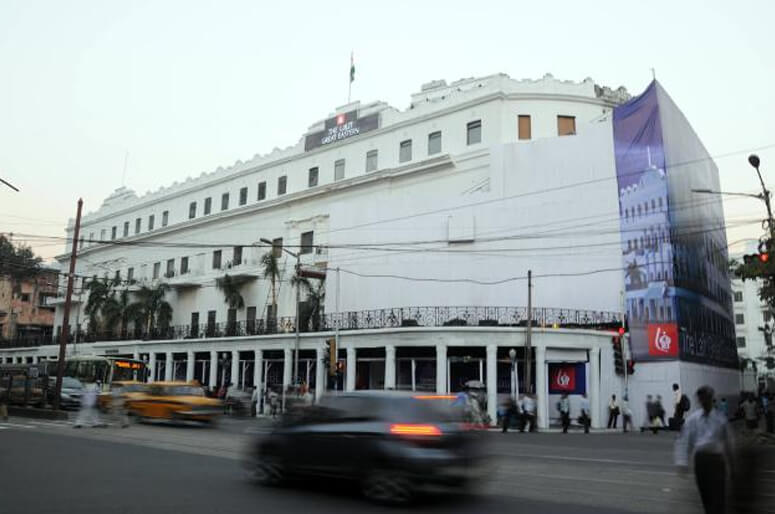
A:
[{"xmin": 349, "ymin": 52, "xmax": 355, "ymax": 83}]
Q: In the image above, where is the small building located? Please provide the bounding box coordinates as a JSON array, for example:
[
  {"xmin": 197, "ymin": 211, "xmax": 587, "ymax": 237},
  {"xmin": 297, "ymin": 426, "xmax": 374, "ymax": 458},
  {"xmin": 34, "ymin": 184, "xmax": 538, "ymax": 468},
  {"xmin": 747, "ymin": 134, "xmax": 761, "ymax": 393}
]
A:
[{"xmin": 0, "ymin": 267, "xmax": 59, "ymax": 346}]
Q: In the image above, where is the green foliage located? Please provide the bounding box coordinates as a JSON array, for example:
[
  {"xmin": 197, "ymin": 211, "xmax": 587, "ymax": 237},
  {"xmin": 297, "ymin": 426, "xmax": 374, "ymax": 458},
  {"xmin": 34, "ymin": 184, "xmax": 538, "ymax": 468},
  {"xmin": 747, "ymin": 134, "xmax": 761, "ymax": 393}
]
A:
[
  {"xmin": 134, "ymin": 283, "xmax": 173, "ymax": 334},
  {"xmin": 0, "ymin": 235, "xmax": 42, "ymax": 284},
  {"xmin": 261, "ymin": 251, "xmax": 280, "ymax": 317},
  {"xmin": 216, "ymin": 273, "xmax": 245, "ymax": 310}
]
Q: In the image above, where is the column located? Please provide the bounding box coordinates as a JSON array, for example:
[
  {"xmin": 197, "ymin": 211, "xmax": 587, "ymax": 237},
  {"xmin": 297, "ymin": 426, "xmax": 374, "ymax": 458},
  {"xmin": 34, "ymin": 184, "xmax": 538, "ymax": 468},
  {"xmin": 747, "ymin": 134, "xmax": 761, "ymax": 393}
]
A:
[
  {"xmin": 209, "ymin": 350, "xmax": 218, "ymax": 389},
  {"xmin": 185, "ymin": 350, "xmax": 195, "ymax": 382},
  {"xmin": 436, "ymin": 344, "xmax": 447, "ymax": 394},
  {"xmin": 164, "ymin": 351, "xmax": 173, "ymax": 381},
  {"xmin": 486, "ymin": 345, "xmax": 498, "ymax": 425},
  {"xmin": 148, "ymin": 352, "xmax": 157, "ymax": 383},
  {"xmin": 315, "ymin": 345, "xmax": 326, "ymax": 401},
  {"xmin": 345, "ymin": 346, "xmax": 356, "ymax": 392},
  {"xmin": 254, "ymin": 349, "xmax": 263, "ymax": 416},
  {"xmin": 282, "ymin": 347, "xmax": 292, "ymax": 393},
  {"xmin": 132, "ymin": 350, "xmax": 140, "ymax": 362},
  {"xmin": 589, "ymin": 347, "xmax": 601, "ymax": 429},
  {"xmin": 231, "ymin": 350, "xmax": 240, "ymax": 388},
  {"xmin": 384, "ymin": 344, "xmax": 396, "ymax": 390},
  {"xmin": 535, "ymin": 346, "xmax": 548, "ymax": 430}
]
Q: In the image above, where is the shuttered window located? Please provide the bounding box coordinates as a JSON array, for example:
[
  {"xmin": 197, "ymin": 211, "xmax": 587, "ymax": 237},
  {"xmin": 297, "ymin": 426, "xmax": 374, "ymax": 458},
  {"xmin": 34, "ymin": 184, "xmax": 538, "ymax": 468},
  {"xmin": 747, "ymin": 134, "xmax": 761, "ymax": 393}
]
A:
[
  {"xmin": 518, "ymin": 115, "xmax": 531, "ymax": 140},
  {"xmin": 557, "ymin": 115, "xmax": 576, "ymax": 136}
]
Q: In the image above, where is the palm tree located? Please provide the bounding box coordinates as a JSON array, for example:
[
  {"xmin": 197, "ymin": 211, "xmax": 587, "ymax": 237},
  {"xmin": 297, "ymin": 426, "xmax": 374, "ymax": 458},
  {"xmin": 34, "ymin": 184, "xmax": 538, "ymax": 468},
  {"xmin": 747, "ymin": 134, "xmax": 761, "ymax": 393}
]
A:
[
  {"xmin": 134, "ymin": 283, "xmax": 173, "ymax": 338},
  {"xmin": 102, "ymin": 288, "xmax": 143, "ymax": 339},
  {"xmin": 84, "ymin": 277, "xmax": 115, "ymax": 336},
  {"xmin": 290, "ymin": 274, "xmax": 326, "ymax": 331},
  {"xmin": 261, "ymin": 251, "xmax": 280, "ymax": 327},
  {"xmin": 216, "ymin": 273, "xmax": 245, "ymax": 310}
]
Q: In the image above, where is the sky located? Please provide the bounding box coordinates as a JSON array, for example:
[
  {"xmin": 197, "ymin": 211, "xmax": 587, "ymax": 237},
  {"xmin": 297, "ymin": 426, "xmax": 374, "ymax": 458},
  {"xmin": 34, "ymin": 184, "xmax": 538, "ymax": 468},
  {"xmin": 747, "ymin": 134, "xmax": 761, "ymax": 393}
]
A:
[{"xmin": 1, "ymin": 0, "xmax": 774, "ymax": 261}]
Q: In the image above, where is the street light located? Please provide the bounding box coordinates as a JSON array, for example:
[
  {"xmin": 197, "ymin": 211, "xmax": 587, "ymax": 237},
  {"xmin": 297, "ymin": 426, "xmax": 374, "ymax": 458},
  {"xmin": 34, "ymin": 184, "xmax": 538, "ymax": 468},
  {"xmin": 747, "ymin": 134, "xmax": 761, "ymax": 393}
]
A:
[
  {"xmin": 509, "ymin": 348, "xmax": 518, "ymax": 401},
  {"xmin": 260, "ymin": 238, "xmax": 301, "ymax": 406}
]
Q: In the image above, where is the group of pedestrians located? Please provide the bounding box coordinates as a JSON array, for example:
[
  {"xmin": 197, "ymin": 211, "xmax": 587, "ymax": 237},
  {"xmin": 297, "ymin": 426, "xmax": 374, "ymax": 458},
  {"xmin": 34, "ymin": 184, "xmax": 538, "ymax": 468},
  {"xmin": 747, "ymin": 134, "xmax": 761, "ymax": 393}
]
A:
[
  {"xmin": 738, "ymin": 391, "xmax": 775, "ymax": 433},
  {"xmin": 499, "ymin": 393, "xmax": 537, "ymax": 433}
]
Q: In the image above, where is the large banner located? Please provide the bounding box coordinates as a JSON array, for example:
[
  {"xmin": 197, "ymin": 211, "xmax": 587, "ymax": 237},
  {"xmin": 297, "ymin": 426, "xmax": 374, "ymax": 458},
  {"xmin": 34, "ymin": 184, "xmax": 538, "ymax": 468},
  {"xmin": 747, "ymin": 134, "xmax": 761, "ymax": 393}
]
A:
[
  {"xmin": 548, "ymin": 363, "xmax": 586, "ymax": 395},
  {"xmin": 613, "ymin": 82, "xmax": 737, "ymax": 368}
]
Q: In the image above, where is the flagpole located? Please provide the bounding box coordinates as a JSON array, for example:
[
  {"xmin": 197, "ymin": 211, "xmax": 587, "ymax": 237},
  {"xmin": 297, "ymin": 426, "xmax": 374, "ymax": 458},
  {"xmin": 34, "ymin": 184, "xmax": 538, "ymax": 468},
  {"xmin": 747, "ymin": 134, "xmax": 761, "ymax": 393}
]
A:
[
  {"xmin": 348, "ymin": 80, "xmax": 352, "ymax": 104},
  {"xmin": 348, "ymin": 51, "xmax": 353, "ymax": 104}
]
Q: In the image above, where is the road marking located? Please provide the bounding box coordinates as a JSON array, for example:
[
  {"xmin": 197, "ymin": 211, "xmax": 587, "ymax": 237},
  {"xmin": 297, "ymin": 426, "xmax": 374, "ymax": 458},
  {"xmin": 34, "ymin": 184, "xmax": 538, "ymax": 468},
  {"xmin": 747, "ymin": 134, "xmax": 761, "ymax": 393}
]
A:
[
  {"xmin": 0, "ymin": 423, "xmax": 36, "ymax": 429},
  {"xmin": 28, "ymin": 421, "xmax": 71, "ymax": 428},
  {"xmin": 501, "ymin": 451, "xmax": 673, "ymax": 468}
]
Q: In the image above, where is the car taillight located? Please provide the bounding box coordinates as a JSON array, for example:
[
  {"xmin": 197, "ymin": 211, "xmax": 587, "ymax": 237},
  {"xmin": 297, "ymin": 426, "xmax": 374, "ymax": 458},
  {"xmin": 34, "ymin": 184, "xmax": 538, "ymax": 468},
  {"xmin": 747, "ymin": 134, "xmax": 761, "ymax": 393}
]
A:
[{"xmin": 389, "ymin": 423, "xmax": 443, "ymax": 436}]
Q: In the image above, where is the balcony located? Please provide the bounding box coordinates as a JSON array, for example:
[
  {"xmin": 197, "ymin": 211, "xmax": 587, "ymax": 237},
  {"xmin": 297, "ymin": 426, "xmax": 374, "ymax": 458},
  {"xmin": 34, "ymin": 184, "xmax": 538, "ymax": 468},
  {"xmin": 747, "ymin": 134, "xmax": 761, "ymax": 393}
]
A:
[
  {"xmin": 165, "ymin": 269, "xmax": 203, "ymax": 289},
  {"xmin": 45, "ymin": 293, "xmax": 83, "ymax": 307}
]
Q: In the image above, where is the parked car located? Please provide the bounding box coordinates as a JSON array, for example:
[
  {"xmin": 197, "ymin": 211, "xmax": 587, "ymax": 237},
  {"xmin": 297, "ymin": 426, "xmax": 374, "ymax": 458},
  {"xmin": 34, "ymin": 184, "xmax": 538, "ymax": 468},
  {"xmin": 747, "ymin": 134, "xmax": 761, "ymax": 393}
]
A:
[
  {"xmin": 126, "ymin": 381, "xmax": 222, "ymax": 424},
  {"xmin": 244, "ymin": 391, "xmax": 488, "ymax": 504},
  {"xmin": 47, "ymin": 376, "xmax": 84, "ymax": 410},
  {"xmin": 3, "ymin": 375, "xmax": 46, "ymax": 407}
]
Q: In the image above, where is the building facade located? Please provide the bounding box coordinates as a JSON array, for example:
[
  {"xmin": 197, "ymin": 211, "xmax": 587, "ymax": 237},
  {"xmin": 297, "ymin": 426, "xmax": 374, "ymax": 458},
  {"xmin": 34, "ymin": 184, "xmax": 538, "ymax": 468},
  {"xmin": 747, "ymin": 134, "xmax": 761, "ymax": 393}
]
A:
[
  {"xmin": 0, "ymin": 269, "xmax": 58, "ymax": 346},
  {"xmin": 0, "ymin": 73, "xmax": 738, "ymax": 428}
]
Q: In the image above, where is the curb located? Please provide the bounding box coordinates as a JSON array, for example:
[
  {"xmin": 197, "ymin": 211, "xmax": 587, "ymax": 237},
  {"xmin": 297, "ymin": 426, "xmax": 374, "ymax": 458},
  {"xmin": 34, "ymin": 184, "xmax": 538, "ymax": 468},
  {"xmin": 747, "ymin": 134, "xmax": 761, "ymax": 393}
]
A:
[{"xmin": 7, "ymin": 407, "xmax": 69, "ymax": 421}]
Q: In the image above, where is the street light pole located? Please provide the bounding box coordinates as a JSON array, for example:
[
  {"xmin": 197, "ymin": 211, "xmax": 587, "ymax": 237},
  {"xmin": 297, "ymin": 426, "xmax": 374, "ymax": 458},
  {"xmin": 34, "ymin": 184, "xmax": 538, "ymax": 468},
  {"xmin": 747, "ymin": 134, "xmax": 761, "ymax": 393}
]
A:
[
  {"xmin": 749, "ymin": 154, "xmax": 775, "ymax": 243},
  {"xmin": 509, "ymin": 348, "xmax": 517, "ymax": 401}
]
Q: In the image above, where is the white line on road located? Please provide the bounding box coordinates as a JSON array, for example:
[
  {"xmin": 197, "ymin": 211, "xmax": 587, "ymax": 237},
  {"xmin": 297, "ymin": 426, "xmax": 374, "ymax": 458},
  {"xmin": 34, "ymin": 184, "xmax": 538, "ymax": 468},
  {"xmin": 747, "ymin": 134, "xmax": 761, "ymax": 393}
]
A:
[{"xmin": 0, "ymin": 423, "xmax": 36, "ymax": 429}]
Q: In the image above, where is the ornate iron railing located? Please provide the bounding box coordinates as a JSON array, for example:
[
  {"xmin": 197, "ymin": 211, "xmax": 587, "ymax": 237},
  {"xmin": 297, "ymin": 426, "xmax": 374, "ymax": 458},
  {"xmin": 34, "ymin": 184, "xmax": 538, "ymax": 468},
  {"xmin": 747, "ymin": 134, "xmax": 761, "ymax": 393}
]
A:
[{"xmin": 0, "ymin": 306, "xmax": 621, "ymax": 348}]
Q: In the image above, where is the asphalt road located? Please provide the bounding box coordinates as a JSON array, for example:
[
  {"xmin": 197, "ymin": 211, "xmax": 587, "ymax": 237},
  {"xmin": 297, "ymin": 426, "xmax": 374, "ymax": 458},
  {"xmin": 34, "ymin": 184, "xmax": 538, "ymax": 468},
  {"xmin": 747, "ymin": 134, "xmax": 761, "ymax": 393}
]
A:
[{"xmin": 1, "ymin": 417, "xmax": 773, "ymax": 514}]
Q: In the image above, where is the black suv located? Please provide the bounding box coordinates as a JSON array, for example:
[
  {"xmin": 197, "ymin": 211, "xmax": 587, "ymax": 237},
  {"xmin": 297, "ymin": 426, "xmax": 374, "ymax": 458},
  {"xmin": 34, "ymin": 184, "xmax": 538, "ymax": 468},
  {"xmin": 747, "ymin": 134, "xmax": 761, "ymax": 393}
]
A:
[{"xmin": 244, "ymin": 391, "xmax": 487, "ymax": 504}]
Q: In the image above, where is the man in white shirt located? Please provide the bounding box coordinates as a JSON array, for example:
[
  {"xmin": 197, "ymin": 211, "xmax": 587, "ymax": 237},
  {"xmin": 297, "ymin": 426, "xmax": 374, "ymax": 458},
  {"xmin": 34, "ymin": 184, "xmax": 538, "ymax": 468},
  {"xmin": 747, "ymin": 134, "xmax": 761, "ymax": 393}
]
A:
[{"xmin": 674, "ymin": 386, "xmax": 734, "ymax": 514}]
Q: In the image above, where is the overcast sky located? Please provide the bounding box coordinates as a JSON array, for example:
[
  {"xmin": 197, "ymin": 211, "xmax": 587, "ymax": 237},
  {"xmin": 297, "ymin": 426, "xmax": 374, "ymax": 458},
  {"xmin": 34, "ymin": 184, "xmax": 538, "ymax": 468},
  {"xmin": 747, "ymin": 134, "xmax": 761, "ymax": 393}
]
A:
[{"xmin": 1, "ymin": 0, "xmax": 773, "ymax": 261}]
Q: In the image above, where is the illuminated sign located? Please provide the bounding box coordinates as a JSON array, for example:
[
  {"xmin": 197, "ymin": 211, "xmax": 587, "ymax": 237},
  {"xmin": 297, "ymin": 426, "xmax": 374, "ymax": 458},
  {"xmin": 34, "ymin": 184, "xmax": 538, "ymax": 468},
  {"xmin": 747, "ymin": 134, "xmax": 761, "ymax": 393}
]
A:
[
  {"xmin": 115, "ymin": 361, "xmax": 144, "ymax": 370},
  {"xmin": 304, "ymin": 110, "xmax": 380, "ymax": 151}
]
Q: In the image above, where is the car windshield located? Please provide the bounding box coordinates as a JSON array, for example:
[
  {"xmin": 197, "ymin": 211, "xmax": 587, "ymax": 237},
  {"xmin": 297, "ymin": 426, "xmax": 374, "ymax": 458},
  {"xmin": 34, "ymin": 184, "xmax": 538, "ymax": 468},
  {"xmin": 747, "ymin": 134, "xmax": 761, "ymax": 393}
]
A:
[
  {"xmin": 166, "ymin": 386, "xmax": 204, "ymax": 397},
  {"xmin": 62, "ymin": 377, "xmax": 83, "ymax": 389}
]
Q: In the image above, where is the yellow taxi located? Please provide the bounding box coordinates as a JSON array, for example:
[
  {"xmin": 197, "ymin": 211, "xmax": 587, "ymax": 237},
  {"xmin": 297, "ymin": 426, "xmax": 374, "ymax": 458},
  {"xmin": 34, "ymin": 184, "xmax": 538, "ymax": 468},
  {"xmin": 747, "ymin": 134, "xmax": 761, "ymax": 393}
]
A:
[{"xmin": 126, "ymin": 381, "xmax": 222, "ymax": 423}]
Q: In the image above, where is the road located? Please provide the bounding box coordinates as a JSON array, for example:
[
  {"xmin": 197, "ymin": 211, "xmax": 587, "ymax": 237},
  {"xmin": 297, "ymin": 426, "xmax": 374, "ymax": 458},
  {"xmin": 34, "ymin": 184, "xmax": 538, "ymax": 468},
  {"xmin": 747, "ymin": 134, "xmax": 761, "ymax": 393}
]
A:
[{"xmin": 1, "ymin": 416, "xmax": 773, "ymax": 514}]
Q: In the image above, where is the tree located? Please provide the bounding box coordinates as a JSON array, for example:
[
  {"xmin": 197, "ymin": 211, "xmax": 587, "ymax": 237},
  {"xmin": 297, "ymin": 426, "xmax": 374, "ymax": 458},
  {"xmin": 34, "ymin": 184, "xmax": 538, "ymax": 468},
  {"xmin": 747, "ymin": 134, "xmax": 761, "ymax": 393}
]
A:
[
  {"xmin": 84, "ymin": 276, "xmax": 120, "ymax": 337},
  {"xmin": 0, "ymin": 235, "xmax": 43, "ymax": 339},
  {"xmin": 261, "ymin": 251, "xmax": 280, "ymax": 326},
  {"xmin": 102, "ymin": 288, "xmax": 143, "ymax": 339},
  {"xmin": 134, "ymin": 283, "xmax": 173, "ymax": 337},
  {"xmin": 216, "ymin": 273, "xmax": 245, "ymax": 310},
  {"xmin": 290, "ymin": 274, "xmax": 326, "ymax": 331}
]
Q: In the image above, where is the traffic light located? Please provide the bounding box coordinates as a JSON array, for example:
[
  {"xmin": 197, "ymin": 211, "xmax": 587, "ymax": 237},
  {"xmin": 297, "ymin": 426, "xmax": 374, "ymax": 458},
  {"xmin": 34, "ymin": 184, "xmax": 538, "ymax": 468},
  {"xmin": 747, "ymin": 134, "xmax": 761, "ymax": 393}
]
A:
[
  {"xmin": 612, "ymin": 336, "xmax": 625, "ymax": 376},
  {"xmin": 626, "ymin": 359, "xmax": 635, "ymax": 375},
  {"xmin": 743, "ymin": 253, "xmax": 770, "ymax": 264}
]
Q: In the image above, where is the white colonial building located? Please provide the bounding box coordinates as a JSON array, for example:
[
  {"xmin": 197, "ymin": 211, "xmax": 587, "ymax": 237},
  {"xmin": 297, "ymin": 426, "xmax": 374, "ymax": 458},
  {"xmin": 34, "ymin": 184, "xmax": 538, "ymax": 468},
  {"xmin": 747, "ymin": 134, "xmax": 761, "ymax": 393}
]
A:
[{"xmin": 0, "ymin": 73, "xmax": 738, "ymax": 428}]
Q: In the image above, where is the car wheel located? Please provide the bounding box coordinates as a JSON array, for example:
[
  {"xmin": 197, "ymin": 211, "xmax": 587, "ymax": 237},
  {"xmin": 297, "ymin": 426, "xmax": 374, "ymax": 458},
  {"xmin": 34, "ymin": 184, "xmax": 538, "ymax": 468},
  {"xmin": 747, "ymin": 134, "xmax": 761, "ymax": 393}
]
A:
[
  {"xmin": 362, "ymin": 470, "xmax": 413, "ymax": 505},
  {"xmin": 248, "ymin": 455, "xmax": 285, "ymax": 486}
]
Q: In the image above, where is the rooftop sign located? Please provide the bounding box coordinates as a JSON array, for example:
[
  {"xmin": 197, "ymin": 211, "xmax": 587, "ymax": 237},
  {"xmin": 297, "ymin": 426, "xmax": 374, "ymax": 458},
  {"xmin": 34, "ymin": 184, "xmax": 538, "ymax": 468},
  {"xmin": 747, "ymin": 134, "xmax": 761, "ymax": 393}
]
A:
[{"xmin": 304, "ymin": 110, "xmax": 380, "ymax": 151}]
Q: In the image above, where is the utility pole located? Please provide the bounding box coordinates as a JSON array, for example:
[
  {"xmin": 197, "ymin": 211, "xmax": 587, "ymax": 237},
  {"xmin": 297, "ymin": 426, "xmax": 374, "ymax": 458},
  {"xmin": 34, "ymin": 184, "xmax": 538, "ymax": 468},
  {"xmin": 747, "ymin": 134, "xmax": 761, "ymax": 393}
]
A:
[
  {"xmin": 53, "ymin": 199, "xmax": 83, "ymax": 411},
  {"xmin": 293, "ymin": 254, "xmax": 301, "ymax": 390},
  {"xmin": 335, "ymin": 267, "xmax": 340, "ymax": 390},
  {"xmin": 524, "ymin": 270, "xmax": 533, "ymax": 393},
  {"xmin": 749, "ymin": 155, "xmax": 775, "ymax": 243}
]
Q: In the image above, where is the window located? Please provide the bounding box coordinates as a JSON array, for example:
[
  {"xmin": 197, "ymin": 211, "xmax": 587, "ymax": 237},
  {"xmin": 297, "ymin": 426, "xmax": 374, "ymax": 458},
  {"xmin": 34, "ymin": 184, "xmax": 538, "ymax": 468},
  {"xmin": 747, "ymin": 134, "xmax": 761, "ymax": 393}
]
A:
[
  {"xmin": 466, "ymin": 120, "xmax": 482, "ymax": 145},
  {"xmin": 190, "ymin": 312, "xmax": 199, "ymax": 336},
  {"xmin": 212, "ymin": 250, "xmax": 222, "ymax": 269},
  {"xmin": 123, "ymin": 222, "xmax": 129, "ymax": 237},
  {"xmin": 162, "ymin": 211, "xmax": 169, "ymax": 227},
  {"xmin": 233, "ymin": 246, "xmax": 243, "ymax": 265},
  {"xmin": 399, "ymin": 140, "xmax": 412, "ymax": 163},
  {"xmin": 272, "ymin": 238, "xmax": 283, "ymax": 259},
  {"xmin": 736, "ymin": 337, "xmax": 746, "ymax": 348},
  {"xmin": 735, "ymin": 313, "xmax": 745, "ymax": 325},
  {"xmin": 135, "ymin": 218, "xmax": 141, "ymax": 234},
  {"xmin": 221, "ymin": 193, "xmax": 229, "ymax": 211},
  {"xmin": 658, "ymin": 197, "xmax": 663, "ymax": 209},
  {"xmin": 239, "ymin": 187, "xmax": 248, "ymax": 206},
  {"xmin": 111, "ymin": 226, "xmax": 117, "ymax": 240},
  {"xmin": 428, "ymin": 131, "xmax": 442, "ymax": 155},
  {"xmin": 278, "ymin": 175, "xmax": 287, "ymax": 195},
  {"xmin": 189, "ymin": 202, "xmax": 197, "ymax": 219},
  {"xmin": 166, "ymin": 259, "xmax": 175, "ymax": 277},
  {"xmin": 308, "ymin": 167, "xmax": 319, "ymax": 187},
  {"xmin": 206, "ymin": 311, "xmax": 216, "ymax": 337},
  {"xmin": 180, "ymin": 257, "xmax": 189, "ymax": 275},
  {"xmin": 153, "ymin": 262, "xmax": 161, "ymax": 279},
  {"xmin": 366, "ymin": 150, "xmax": 378, "ymax": 172},
  {"xmin": 204, "ymin": 197, "xmax": 212, "ymax": 215},
  {"xmin": 734, "ymin": 291, "xmax": 743, "ymax": 302},
  {"xmin": 334, "ymin": 159, "xmax": 345, "ymax": 181},
  {"xmin": 300, "ymin": 231, "xmax": 314, "ymax": 254},
  {"xmin": 257, "ymin": 181, "xmax": 266, "ymax": 200},
  {"xmin": 518, "ymin": 115, "xmax": 531, "ymax": 140},
  {"xmin": 557, "ymin": 115, "xmax": 576, "ymax": 136},
  {"xmin": 100, "ymin": 229, "xmax": 106, "ymax": 241},
  {"xmin": 127, "ymin": 267, "xmax": 134, "ymax": 282},
  {"xmin": 20, "ymin": 293, "xmax": 30, "ymax": 303},
  {"xmin": 148, "ymin": 215, "xmax": 155, "ymax": 231}
]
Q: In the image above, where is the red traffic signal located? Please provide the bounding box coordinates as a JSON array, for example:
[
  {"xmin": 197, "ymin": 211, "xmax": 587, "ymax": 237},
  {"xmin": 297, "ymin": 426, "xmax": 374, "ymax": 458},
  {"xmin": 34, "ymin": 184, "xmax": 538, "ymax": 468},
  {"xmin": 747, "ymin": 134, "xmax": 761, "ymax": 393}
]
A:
[
  {"xmin": 760, "ymin": 252, "xmax": 770, "ymax": 263},
  {"xmin": 618, "ymin": 326, "xmax": 626, "ymax": 336},
  {"xmin": 743, "ymin": 253, "xmax": 770, "ymax": 265}
]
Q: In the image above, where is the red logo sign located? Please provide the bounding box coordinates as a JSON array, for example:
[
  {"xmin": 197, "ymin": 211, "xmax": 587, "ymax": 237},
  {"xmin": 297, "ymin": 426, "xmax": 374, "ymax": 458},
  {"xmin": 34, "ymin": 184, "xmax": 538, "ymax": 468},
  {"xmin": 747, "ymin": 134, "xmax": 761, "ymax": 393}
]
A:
[
  {"xmin": 550, "ymin": 365, "xmax": 576, "ymax": 392},
  {"xmin": 335, "ymin": 113, "xmax": 346, "ymax": 126},
  {"xmin": 648, "ymin": 323, "xmax": 679, "ymax": 357}
]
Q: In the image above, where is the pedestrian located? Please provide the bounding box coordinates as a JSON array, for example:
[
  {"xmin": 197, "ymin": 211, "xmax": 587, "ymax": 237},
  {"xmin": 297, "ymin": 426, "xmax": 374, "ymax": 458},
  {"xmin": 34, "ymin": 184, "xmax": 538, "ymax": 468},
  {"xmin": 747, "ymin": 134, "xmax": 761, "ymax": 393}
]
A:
[
  {"xmin": 718, "ymin": 397, "xmax": 729, "ymax": 419},
  {"xmin": 674, "ymin": 386, "xmax": 734, "ymax": 514},
  {"xmin": 110, "ymin": 384, "xmax": 129, "ymax": 428},
  {"xmin": 670, "ymin": 383, "xmax": 691, "ymax": 430},
  {"xmin": 645, "ymin": 394, "xmax": 659, "ymax": 434},
  {"xmin": 521, "ymin": 394, "xmax": 536, "ymax": 432},
  {"xmin": 741, "ymin": 394, "xmax": 759, "ymax": 432},
  {"xmin": 656, "ymin": 395, "xmax": 666, "ymax": 427},
  {"xmin": 621, "ymin": 395, "xmax": 633, "ymax": 432},
  {"xmin": 268, "ymin": 388, "xmax": 279, "ymax": 418},
  {"xmin": 579, "ymin": 393, "xmax": 591, "ymax": 433},
  {"xmin": 250, "ymin": 386, "xmax": 258, "ymax": 417},
  {"xmin": 559, "ymin": 392, "xmax": 571, "ymax": 433},
  {"xmin": 607, "ymin": 394, "xmax": 619, "ymax": 429},
  {"xmin": 501, "ymin": 397, "xmax": 516, "ymax": 433},
  {"xmin": 74, "ymin": 382, "xmax": 103, "ymax": 428},
  {"xmin": 766, "ymin": 393, "xmax": 774, "ymax": 434}
]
